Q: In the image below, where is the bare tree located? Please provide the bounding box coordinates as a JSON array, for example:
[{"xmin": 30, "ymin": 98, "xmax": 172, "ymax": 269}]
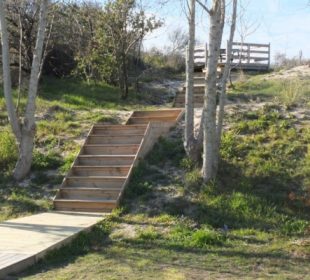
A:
[
  {"xmin": 0, "ymin": 0, "xmax": 49, "ymax": 180},
  {"xmin": 184, "ymin": 0, "xmax": 196, "ymax": 159},
  {"xmin": 168, "ymin": 27, "xmax": 188, "ymax": 54},
  {"xmin": 196, "ymin": 0, "xmax": 225, "ymax": 182},
  {"xmin": 215, "ymin": 0, "xmax": 237, "ymax": 167}
]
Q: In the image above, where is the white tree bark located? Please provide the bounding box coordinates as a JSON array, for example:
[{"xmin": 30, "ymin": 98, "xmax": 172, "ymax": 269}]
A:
[
  {"xmin": 202, "ymin": 0, "xmax": 225, "ymax": 182},
  {"xmin": 184, "ymin": 0, "xmax": 196, "ymax": 159},
  {"xmin": 13, "ymin": 0, "xmax": 49, "ymax": 180},
  {"xmin": 16, "ymin": 8, "xmax": 23, "ymax": 114},
  {"xmin": 0, "ymin": 0, "xmax": 22, "ymax": 141},
  {"xmin": 216, "ymin": 0, "xmax": 237, "ymax": 146}
]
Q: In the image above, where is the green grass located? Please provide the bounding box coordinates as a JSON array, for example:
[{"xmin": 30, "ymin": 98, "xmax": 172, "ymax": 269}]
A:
[
  {"xmin": 0, "ymin": 77, "xmax": 159, "ymax": 221},
  {"xmin": 15, "ymin": 104, "xmax": 310, "ymax": 279},
  {"xmin": 230, "ymin": 72, "xmax": 310, "ymax": 107},
  {"xmin": 1, "ymin": 73, "xmax": 310, "ymax": 278}
]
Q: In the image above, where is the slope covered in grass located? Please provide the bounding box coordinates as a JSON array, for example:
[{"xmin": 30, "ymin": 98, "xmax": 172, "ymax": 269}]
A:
[
  {"xmin": 18, "ymin": 103, "xmax": 310, "ymax": 280},
  {"xmin": 0, "ymin": 77, "xmax": 158, "ymax": 221},
  {"xmin": 230, "ymin": 66, "xmax": 310, "ymax": 108}
]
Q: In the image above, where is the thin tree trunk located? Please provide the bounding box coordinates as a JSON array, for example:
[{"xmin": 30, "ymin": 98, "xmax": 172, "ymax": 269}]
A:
[
  {"xmin": 121, "ymin": 53, "xmax": 128, "ymax": 99},
  {"xmin": 38, "ymin": 12, "xmax": 55, "ymax": 80},
  {"xmin": 202, "ymin": 0, "xmax": 225, "ymax": 182},
  {"xmin": 13, "ymin": 0, "xmax": 49, "ymax": 180},
  {"xmin": 216, "ymin": 0, "xmax": 237, "ymax": 146},
  {"xmin": 0, "ymin": 0, "xmax": 21, "ymax": 141},
  {"xmin": 16, "ymin": 9, "xmax": 23, "ymax": 115},
  {"xmin": 184, "ymin": 0, "xmax": 196, "ymax": 159}
]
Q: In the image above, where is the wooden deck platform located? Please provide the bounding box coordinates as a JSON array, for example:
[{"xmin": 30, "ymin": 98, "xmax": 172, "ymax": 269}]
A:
[{"xmin": 0, "ymin": 211, "xmax": 104, "ymax": 278}]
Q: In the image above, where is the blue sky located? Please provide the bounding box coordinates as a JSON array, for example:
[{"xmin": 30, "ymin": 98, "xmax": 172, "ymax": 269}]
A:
[{"xmin": 143, "ymin": 0, "xmax": 310, "ymax": 60}]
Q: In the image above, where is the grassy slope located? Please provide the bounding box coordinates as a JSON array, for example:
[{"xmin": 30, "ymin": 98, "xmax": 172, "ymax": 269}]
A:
[
  {"xmin": 0, "ymin": 77, "xmax": 157, "ymax": 222},
  {"xmin": 230, "ymin": 70, "xmax": 310, "ymax": 107},
  {"xmin": 20, "ymin": 104, "xmax": 310, "ymax": 278},
  {"xmin": 0, "ymin": 73, "xmax": 309, "ymax": 279}
]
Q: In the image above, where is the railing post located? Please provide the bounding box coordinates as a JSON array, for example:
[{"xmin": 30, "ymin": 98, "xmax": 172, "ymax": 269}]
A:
[
  {"xmin": 267, "ymin": 43, "xmax": 271, "ymax": 70},
  {"xmin": 247, "ymin": 44, "xmax": 250, "ymax": 64},
  {"xmin": 204, "ymin": 43, "xmax": 208, "ymax": 71}
]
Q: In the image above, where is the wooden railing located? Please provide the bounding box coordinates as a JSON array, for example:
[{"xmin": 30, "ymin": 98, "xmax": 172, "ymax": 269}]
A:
[{"xmin": 194, "ymin": 42, "xmax": 270, "ymax": 71}]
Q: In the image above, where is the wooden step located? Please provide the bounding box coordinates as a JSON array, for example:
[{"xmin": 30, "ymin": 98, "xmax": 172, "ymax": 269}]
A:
[
  {"xmin": 82, "ymin": 144, "xmax": 139, "ymax": 155},
  {"xmin": 53, "ymin": 198, "xmax": 116, "ymax": 212},
  {"xmin": 175, "ymin": 95, "xmax": 204, "ymax": 101},
  {"xmin": 86, "ymin": 135, "xmax": 144, "ymax": 144},
  {"xmin": 77, "ymin": 155, "xmax": 135, "ymax": 166},
  {"xmin": 59, "ymin": 187, "xmax": 121, "ymax": 200},
  {"xmin": 65, "ymin": 176, "xmax": 126, "ymax": 188},
  {"xmin": 174, "ymin": 102, "xmax": 203, "ymax": 108},
  {"xmin": 131, "ymin": 110, "xmax": 181, "ymax": 118},
  {"xmin": 71, "ymin": 166, "xmax": 131, "ymax": 176},
  {"xmin": 127, "ymin": 116, "xmax": 176, "ymax": 124},
  {"xmin": 92, "ymin": 125, "xmax": 147, "ymax": 136}
]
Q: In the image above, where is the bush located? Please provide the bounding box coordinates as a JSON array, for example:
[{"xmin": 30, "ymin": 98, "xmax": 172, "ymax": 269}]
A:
[
  {"xmin": 0, "ymin": 130, "xmax": 17, "ymax": 172},
  {"xmin": 184, "ymin": 169, "xmax": 202, "ymax": 189},
  {"xmin": 277, "ymin": 79, "xmax": 305, "ymax": 107},
  {"xmin": 146, "ymin": 137, "xmax": 185, "ymax": 166},
  {"xmin": 32, "ymin": 150, "xmax": 63, "ymax": 170}
]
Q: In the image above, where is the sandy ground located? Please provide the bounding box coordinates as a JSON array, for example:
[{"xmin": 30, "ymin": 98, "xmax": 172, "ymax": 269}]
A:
[{"xmin": 265, "ymin": 65, "xmax": 310, "ymax": 80}]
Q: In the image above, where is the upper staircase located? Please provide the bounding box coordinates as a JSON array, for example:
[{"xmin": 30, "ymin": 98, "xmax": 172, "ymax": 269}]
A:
[{"xmin": 53, "ymin": 109, "xmax": 183, "ymax": 212}]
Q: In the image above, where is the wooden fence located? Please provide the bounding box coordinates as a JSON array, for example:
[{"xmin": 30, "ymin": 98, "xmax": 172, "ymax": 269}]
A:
[{"xmin": 194, "ymin": 42, "xmax": 270, "ymax": 71}]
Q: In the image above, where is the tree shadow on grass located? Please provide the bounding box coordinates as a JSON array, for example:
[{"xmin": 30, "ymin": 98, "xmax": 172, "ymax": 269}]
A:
[{"xmin": 40, "ymin": 77, "xmax": 158, "ymax": 110}]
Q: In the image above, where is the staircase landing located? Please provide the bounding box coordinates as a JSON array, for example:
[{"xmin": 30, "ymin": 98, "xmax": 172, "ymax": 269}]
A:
[{"xmin": 0, "ymin": 211, "xmax": 104, "ymax": 278}]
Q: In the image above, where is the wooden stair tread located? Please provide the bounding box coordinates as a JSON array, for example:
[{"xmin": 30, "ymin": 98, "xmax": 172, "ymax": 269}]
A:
[
  {"xmin": 60, "ymin": 187, "xmax": 122, "ymax": 191},
  {"xmin": 93, "ymin": 124, "xmax": 147, "ymax": 129},
  {"xmin": 84, "ymin": 144, "xmax": 140, "ymax": 147},
  {"xmin": 73, "ymin": 165, "xmax": 131, "ymax": 168},
  {"xmin": 88, "ymin": 134, "xmax": 144, "ymax": 137},
  {"xmin": 67, "ymin": 176, "xmax": 127, "ymax": 179},
  {"xmin": 78, "ymin": 155, "xmax": 135, "ymax": 158},
  {"xmin": 54, "ymin": 199, "xmax": 117, "ymax": 203}
]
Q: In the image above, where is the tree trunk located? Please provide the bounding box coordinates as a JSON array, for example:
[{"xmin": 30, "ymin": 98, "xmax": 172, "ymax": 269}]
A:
[
  {"xmin": 16, "ymin": 9, "xmax": 23, "ymax": 115},
  {"xmin": 0, "ymin": 0, "xmax": 22, "ymax": 142},
  {"xmin": 216, "ymin": 0, "xmax": 237, "ymax": 158},
  {"xmin": 202, "ymin": 0, "xmax": 225, "ymax": 182},
  {"xmin": 13, "ymin": 0, "xmax": 49, "ymax": 180},
  {"xmin": 184, "ymin": 0, "xmax": 196, "ymax": 160},
  {"xmin": 121, "ymin": 53, "xmax": 129, "ymax": 99}
]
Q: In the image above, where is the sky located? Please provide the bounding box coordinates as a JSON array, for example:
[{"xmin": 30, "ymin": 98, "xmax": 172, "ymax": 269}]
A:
[{"xmin": 142, "ymin": 0, "xmax": 310, "ymax": 60}]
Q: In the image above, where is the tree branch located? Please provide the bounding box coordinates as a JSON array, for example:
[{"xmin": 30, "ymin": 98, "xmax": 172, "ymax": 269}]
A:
[{"xmin": 196, "ymin": 0, "xmax": 211, "ymax": 14}]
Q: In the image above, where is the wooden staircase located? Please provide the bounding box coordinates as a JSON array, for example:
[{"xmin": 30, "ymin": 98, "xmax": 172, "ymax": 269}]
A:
[
  {"xmin": 53, "ymin": 109, "xmax": 183, "ymax": 212},
  {"xmin": 174, "ymin": 67, "xmax": 224, "ymax": 108}
]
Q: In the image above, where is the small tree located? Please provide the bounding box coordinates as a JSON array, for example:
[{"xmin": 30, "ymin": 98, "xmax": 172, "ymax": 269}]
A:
[
  {"xmin": 183, "ymin": 0, "xmax": 204, "ymax": 161},
  {"xmin": 0, "ymin": 0, "xmax": 49, "ymax": 180},
  {"xmin": 215, "ymin": 0, "xmax": 237, "ymax": 168},
  {"xmin": 196, "ymin": 0, "xmax": 237, "ymax": 182},
  {"xmin": 102, "ymin": 0, "xmax": 162, "ymax": 99}
]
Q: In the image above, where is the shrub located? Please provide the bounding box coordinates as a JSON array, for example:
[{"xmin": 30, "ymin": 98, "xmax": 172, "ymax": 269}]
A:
[
  {"xmin": 184, "ymin": 169, "xmax": 202, "ymax": 189},
  {"xmin": 191, "ymin": 227, "xmax": 226, "ymax": 247},
  {"xmin": 277, "ymin": 79, "xmax": 305, "ymax": 107},
  {"xmin": 0, "ymin": 130, "xmax": 18, "ymax": 172},
  {"xmin": 32, "ymin": 150, "xmax": 63, "ymax": 170},
  {"xmin": 146, "ymin": 137, "xmax": 185, "ymax": 166}
]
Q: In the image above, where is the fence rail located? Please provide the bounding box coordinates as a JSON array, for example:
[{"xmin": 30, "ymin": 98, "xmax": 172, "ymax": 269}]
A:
[{"xmin": 194, "ymin": 42, "xmax": 270, "ymax": 71}]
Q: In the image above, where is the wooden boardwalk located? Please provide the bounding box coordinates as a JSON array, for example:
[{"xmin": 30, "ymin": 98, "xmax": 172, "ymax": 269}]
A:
[
  {"xmin": 0, "ymin": 211, "xmax": 104, "ymax": 278},
  {"xmin": 0, "ymin": 109, "xmax": 183, "ymax": 278}
]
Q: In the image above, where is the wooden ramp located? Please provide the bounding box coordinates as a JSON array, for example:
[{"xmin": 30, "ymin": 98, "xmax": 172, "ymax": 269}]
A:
[{"xmin": 0, "ymin": 109, "xmax": 183, "ymax": 278}]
